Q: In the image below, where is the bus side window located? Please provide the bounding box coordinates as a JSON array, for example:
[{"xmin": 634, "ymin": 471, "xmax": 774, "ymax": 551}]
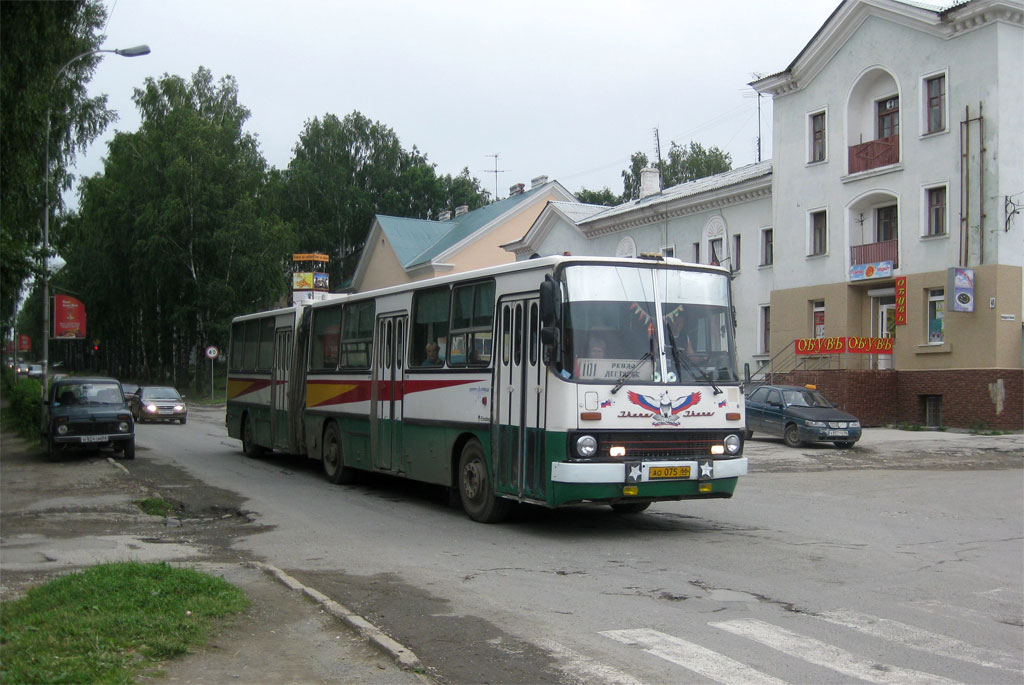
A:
[{"xmin": 502, "ymin": 306, "xmax": 511, "ymax": 366}]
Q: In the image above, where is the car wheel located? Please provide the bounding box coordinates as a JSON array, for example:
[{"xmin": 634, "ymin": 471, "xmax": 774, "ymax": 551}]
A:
[
  {"xmin": 458, "ymin": 439, "xmax": 511, "ymax": 523},
  {"xmin": 122, "ymin": 439, "xmax": 136, "ymax": 460},
  {"xmin": 611, "ymin": 502, "xmax": 651, "ymax": 514},
  {"xmin": 321, "ymin": 422, "xmax": 356, "ymax": 484},
  {"xmin": 241, "ymin": 415, "xmax": 262, "ymax": 458},
  {"xmin": 833, "ymin": 441, "xmax": 855, "ymax": 449},
  {"xmin": 783, "ymin": 423, "xmax": 803, "ymax": 448}
]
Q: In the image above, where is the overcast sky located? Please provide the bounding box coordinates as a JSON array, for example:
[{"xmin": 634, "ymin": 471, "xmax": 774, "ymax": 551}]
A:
[{"xmin": 73, "ymin": 0, "xmax": 841, "ymax": 203}]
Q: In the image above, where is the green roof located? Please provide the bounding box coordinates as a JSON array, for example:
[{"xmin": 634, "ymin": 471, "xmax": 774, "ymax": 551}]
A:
[{"xmin": 377, "ymin": 182, "xmax": 553, "ymax": 269}]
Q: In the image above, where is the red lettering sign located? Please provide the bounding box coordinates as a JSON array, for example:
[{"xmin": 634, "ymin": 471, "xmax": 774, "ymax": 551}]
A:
[{"xmin": 53, "ymin": 294, "xmax": 87, "ymax": 339}]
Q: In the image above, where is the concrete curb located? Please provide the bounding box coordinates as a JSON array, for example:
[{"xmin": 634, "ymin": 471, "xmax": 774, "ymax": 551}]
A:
[{"xmin": 246, "ymin": 561, "xmax": 423, "ymax": 672}]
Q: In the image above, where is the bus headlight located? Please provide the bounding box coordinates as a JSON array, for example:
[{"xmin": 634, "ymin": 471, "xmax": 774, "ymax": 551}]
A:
[
  {"xmin": 575, "ymin": 435, "xmax": 598, "ymax": 458},
  {"xmin": 724, "ymin": 434, "xmax": 741, "ymax": 454}
]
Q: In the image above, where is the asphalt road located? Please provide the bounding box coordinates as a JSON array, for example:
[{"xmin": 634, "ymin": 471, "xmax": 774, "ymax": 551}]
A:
[
  {"xmin": 3, "ymin": 404, "xmax": 1021, "ymax": 683},
  {"xmin": 143, "ymin": 407, "xmax": 1022, "ymax": 683}
]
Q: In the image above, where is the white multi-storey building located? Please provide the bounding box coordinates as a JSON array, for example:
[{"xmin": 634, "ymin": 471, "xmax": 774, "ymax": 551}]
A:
[{"xmin": 508, "ymin": 0, "xmax": 1023, "ymax": 429}]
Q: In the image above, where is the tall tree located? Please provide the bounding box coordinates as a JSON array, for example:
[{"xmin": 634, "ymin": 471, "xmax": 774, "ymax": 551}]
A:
[
  {"xmin": 576, "ymin": 187, "xmax": 621, "ymax": 206},
  {"xmin": 621, "ymin": 141, "xmax": 732, "ymax": 201},
  {"xmin": 63, "ymin": 67, "xmax": 293, "ymax": 390},
  {"xmin": 281, "ymin": 112, "xmax": 489, "ymax": 286},
  {"xmin": 0, "ymin": 0, "xmax": 113, "ymax": 333}
]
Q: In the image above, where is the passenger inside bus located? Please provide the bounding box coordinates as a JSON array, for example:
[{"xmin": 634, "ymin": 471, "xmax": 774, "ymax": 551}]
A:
[
  {"xmin": 423, "ymin": 341, "xmax": 443, "ymax": 366},
  {"xmin": 587, "ymin": 335, "xmax": 608, "ymax": 358}
]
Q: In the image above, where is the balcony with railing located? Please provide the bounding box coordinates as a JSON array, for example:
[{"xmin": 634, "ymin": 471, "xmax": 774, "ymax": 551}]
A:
[
  {"xmin": 848, "ymin": 134, "xmax": 899, "ymax": 174},
  {"xmin": 850, "ymin": 239, "xmax": 898, "ymax": 269}
]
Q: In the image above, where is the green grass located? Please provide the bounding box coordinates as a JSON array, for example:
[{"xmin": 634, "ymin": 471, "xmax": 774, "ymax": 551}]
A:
[
  {"xmin": 0, "ymin": 561, "xmax": 249, "ymax": 684},
  {"xmin": 136, "ymin": 498, "xmax": 179, "ymax": 518}
]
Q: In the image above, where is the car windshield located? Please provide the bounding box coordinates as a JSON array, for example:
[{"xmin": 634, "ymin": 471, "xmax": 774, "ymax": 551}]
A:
[
  {"xmin": 783, "ymin": 389, "xmax": 833, "ymax": 408},
  {"xmin": 55, "ymin": 382, "xmax": 123, "ymax": 406},
  {"xmin": 144, "ymin": 387, "xmax": 180, "ymax": 400}
]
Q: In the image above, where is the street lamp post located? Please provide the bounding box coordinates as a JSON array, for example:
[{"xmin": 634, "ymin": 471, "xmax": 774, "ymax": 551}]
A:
[{"xmin": 42, "ymin": 44, "xmax": 149, "ymax": 394}]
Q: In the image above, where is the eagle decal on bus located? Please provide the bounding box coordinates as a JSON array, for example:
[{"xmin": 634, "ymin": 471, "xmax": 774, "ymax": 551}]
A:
[{"xmin": 627, "ymin": 390, "xmax": 702, "ymax": 425}]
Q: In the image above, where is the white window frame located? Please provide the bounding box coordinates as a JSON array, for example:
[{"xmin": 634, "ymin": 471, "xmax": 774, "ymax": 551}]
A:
[
  {"xmin": 920, "ymin": 69, "xmax": 949, "ymax": 137},
  {"xmin": 921, "ymin": 183, "xmax": 948, "ymax": 238},
  {"xmin": 660, "ymin": 244, "xmax": 675, "ymax": 258},
  {"xmin": 760, "ymin": 227, "xmax": 773, "ymax": 267},
  {"xmin": 808, "ymin": 209, "xmax": 828, "ymax": 257},
  {"xmin": 732, "ymin": 234, "xmax": 741, "ymax": 272},
  {"xmin": 812, "ymin": 300, "xmax": 825, "ymax": 339},
  {"xmin": 759, "ymin": 305, "xmax": 771, "ymax": 355},
  {"xmin": 807, "ymin": 107, "xmax": 828, "ymax": 164},
  {"xmin": 927, "ymin": 288, "xmax": 944, "ymax": 343}
]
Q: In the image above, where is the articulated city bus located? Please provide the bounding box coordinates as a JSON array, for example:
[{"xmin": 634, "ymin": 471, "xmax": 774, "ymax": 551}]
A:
[{"xmin": 226, "ymin": 255, "xmax": 747, "ymax": 522}]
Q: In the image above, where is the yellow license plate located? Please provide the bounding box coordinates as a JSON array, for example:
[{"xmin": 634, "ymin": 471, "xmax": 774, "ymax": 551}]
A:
[{"xmin": 649, "ymin": 466, "xmax": 690, "ymax": 479}]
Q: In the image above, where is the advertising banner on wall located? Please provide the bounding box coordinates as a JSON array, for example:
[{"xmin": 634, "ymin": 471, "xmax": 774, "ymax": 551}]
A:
[
  {"xmin": 794, "ymin": 336, "xmax": 893, "ymax": 355},
  {"xmin": 894, "ymin": 277, "xmax": 907, "ymax": 325},
  {"xmin": 849, "ymin": 261, "xmax": 893, "ymax": 281},
  {"xmin": 53, "ymin": 294, "xmax": 87, "ymax": 338},
  {"xmin": 948, "ymin": 267, "xmax": 975, "ymax": 312}
]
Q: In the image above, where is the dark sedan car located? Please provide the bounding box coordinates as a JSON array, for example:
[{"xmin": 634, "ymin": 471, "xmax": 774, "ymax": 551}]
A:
[
  {"xmin": 132, "ymin": 386, "xmax": 187, "ymax": 424},
  {"xmin": 41, "ymin": 377, "xmax": 135, "ymax": 461},
  {"xmin": 745, "ymin": 384, "xmax": 861, "ymax": 448}
]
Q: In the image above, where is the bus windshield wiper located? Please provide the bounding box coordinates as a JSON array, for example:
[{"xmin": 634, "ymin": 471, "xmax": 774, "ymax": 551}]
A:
[
  {"xmin": 611, "ymin": 351, "xmax": 652, "ymax": 395},
  {"xmin": 665, "ymin": 324, "xmax": 722, "ymax": 395}
]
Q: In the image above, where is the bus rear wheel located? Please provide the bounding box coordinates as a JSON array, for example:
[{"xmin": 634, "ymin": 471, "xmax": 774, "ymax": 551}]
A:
[
  {"xmin": 322, "ymin": 422, "xmax": 356, "ymax": 484},
  {"xmin": 242, "ymin": 415, "xmax": 263, "ymax": 458},
  {"xmin": 458, "ymin": 439, "xmax": 510, "ymax": 523}
]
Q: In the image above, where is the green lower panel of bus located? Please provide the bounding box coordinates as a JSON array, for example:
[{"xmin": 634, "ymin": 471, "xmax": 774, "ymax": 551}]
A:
[{"xmin": 549, "ymin": 478, "xmax": 739, "ymax": 507}]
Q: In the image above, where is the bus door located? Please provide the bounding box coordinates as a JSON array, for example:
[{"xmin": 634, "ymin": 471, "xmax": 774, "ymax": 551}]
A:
[
  {"xmin": 495, "ymin": 297, "xmax": 545, "ymax": 500},
  {"xmin": 372, "ymin": 314, "xmax": 406, "ymax": 472},
  {"xmin": 270, "ymin": 327, "xmax": 292, "ymax": 451}
]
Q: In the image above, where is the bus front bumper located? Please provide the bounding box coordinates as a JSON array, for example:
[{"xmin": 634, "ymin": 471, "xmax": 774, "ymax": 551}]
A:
[{"xmin": 551, "ymin": 457, "xmax": 747, "ymax": 484}]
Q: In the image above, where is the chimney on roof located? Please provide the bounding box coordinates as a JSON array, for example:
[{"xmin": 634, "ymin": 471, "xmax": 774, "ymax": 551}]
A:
[
  {"xmin": 454, "ymin": 205, "xmax": 469, "ymax": 217},
  {"xmin": 530, "ymin": 175, "xmax": 548, "ymax": 188},
  {"xmin": 438, "ymin": 210, "xmax": 452, "ymax": 221},
  {"xmin": 639, "ymin": 167, "xmax": 661, "ymax": 199},
  {"xmin": 509, "ymin": 182, "xmax": 525, "ymax": 196}
]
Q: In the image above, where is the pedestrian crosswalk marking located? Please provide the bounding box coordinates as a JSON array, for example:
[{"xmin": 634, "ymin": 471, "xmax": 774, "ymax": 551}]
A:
[
  {"xmin": 535, "ymin": 638, "xmax": 645, "ymax": 685},
  {"xmin": 601, "ymin": 628, "xmax": 786, "ymax": 684},
  {"xmin": 818, "ymin": 609, "xmax": 1020, "ymax": 672},
  {"xmin": 710, "ymin": 618, "xmax": 956, "ymax": 684}
]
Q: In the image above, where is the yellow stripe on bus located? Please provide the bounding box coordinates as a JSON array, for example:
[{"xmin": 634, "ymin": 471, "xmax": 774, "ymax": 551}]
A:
[{"xmin": 306, "ymin": 382, "xmax": 359, "ymax": 408}]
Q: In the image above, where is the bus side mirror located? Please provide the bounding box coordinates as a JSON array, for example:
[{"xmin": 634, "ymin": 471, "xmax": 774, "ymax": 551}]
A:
[{"xmin": 539, "ymin": 275, "xmax": 559, "ymax": 326}]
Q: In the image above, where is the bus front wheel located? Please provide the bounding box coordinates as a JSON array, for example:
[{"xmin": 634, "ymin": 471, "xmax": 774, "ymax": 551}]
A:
[
  {"xmin": 458, "ymin": 440, "xmax": 510, "ymax": 523},
  {"xmin": 322, "ymin": 422, "xmax": 356, "ymax": 484}
]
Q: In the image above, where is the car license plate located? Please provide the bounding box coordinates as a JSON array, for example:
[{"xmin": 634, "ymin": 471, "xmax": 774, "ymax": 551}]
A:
[
  {"xmin": 80, "ymin": 435, "xmax": 107, "ymax": 443},
  {"xmin": 158, "ymin": 409, "xmax": 172, "ymax": 414},
  {"xmin": 649, "ymin": 466, "xmax": 690, "ymax": 479},
  {"xmin": 827, "ymin": 429, "xmax": 849, "ymax": 437}
]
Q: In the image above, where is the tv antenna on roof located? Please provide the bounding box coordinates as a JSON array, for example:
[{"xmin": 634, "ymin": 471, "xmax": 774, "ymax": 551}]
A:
[{"xmin": 481, "ymin": 153, "xmax": 507, "ymax": 200}]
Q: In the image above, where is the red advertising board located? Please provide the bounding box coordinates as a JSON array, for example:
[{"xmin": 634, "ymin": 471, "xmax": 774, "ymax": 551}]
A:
[
  {"xmin": 53, "ymin": 294, "xmax": 87, "ymax": 338},
  {"xmin": 794, "ymin": 336, "xmax": 892, "ymax": 355},
  {"xmin": 18, "ymin": 334, "xmax": 31, "ymax": 351},
  {"xmin": 894, "ymin": 277, "xmax": 907, "ymax": 325}
]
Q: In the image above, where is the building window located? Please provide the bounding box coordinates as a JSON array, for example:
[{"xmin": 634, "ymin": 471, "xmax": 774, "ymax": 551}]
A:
[
  {"xmin": 810, "ymin": 111, "xmax": 826, "ymax": 162},
  {"xmin": 761, "ymin": 228, "xmax": 773, "ymax": 266},
  {"xmin": 878, "ymin": 96, "xmax": 899, "ymax": 138},
  {"xmin": 732, "ymin": 234, "xmax": 741, "ymax": 271},
  {"xmin": 709, "ymin": 238, "xmax": 723, "ymax": 266},
  {"xmin": 812, "ymin": 300, "xmax": 825, "ymax": 338},
  {"xmin": 810, "ymin": 211, "xmax": 827, "ymax": 256},
  {"xmin": 925, "ymin": 74, "xmax": 945, "ymax": 134},
  {"xmin": 877, "ymin": 205, "xmax": 898, "ymax": 242},
  {"xmin": 759, "ymin": 305, "xmax": 771, "ymax": 354},
  {"xmin": 926, "ymin": 187, "xmax": 946, "ymax": 236},
  {"xmin": 693, "ymin": 242, "xmax": 700, "ymax": 263},
  {"xmin": 928, "ymin": 288, "xmax": 944, "ymax": 343},
  {"xmin": 661, "ymin": 245, "xmax": 675, "ymax": 258}
]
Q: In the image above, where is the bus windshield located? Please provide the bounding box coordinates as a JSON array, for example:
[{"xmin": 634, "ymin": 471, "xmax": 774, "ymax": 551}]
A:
[{"xmin": 561, "ymin": 264, "xmax": 738, "ymax": 384}]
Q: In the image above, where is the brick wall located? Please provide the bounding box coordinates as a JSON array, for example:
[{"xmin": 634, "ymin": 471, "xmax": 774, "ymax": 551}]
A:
[{"xmin": 775, "ymin": 369, "xmax": 1023, "ymax": 431}]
